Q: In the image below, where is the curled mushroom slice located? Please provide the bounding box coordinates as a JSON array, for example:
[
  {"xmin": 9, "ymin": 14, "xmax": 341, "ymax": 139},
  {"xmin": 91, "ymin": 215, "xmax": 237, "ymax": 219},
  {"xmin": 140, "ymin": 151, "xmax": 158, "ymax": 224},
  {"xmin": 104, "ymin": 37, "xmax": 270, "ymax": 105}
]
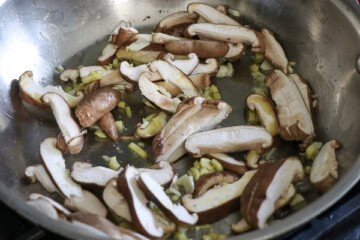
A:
[
  {"xmin": 244, "ymin": 150, "xmax": 261, "ymax": 169},
  {"xmin": 225, "ymin": 43, "xmax": 245, "ymax": 60},
  {"xmin": 187, "ymin": 3, "xmax": 240, "ymax": 26},
  {"xmin": 101, "ymin": 70, "xmax": 136, "ymax": 93},
  {"xmin": 261, "ymin": 29, "xmax": 288, "ymax": 74},
  {"xmin": 139, "ymin": 73, "xmax": 181, "ymax": 113},
  {"xmin": 97, "ymin": 44, "xmax": 118, "ymax": 66},
  {"xmin": 117, "ymin": 167, "xmax": 164, "ymax": 238},
  {"xmin": 232, "ymin": 184, "xmax": 296, "ymax": 233},
  {"xmin": 153, "ymin": 97, "xmax": 232, "ymax": 163},
  {"xmin": 154, "ymin": 11, "xmax": 198, "ymax": 34},
  {"xmin": 156, "ymin": 74, "xmax": 211, "ymax": 97},
  {"xmin": 266, "ymin": 70, "xmax": 314, "ymax": 141},
  {"xmin": 310, "ymin": 140, "xmax": 341, "ymax": 193},
  {"xmin": 116, "ymin": 48, "xmax": 164, "ymax": 64},
  {"xmin": 59, "ymin": 69, "xmax": 79, "ymax": 83},
  {"xmin": 149, "ymin": 60, "xmax": 198, "ymax": 97},
  {"xmin": 205, "ymin": 153, "xmax": 247, "ymax": 176},
  {"xmin": 163, "ymin": 53, "xmax": 199, "ymax": 75},
  {"xmin": 289, "ymin": 73, "xmax": 312, "ymax": 115},
  {"xmin": 137, "ymin": 161, "xmax": 175, "ymax": 186},
  {"xmin": 191, "ymin": 58, "xmax": 219, "ymax": 76},
  {"xmin": 193, "ymin": 171, "xmax": 239, "ymax": 198},
  {"xmin": 186, "ymin": 23, "xmax": 265, "ymax": 52},
  {"xmin": 40, "ymin": 138, "xmax": 83, "ymax": 198},
  {"xmin": 152, "ymin": 32, "xmax": 183, "ymax": 44},
  {"xmin": 25, "ymin": 164, "xmax": 59, "ymax": 193},
  {"xmin": 120, "ymin": 61, "xmax": 161, "ymax": 84},
  {"xmin": 116, "ymin": 27, "xmax": 139, "ymax": 47},
  {"xmin": 182, "ymin": 170, "xmax": 256, "ymax": 224},
  {"xmin": 241, "ymin": 157, "xmax": 304, "ymax": 229},
  {"xmin": 185, "ymin": 126, "xmax": 273, "ymax": 157},
  {"xmin": 41, "ymin": 92, "xmax": 84, "ymax": 154},
  {"xmin": 110, "ymin": 20, "xmax": 130, "ymax": 44},
  {"xmin": 246, "ymin": 93, "xmax": 278, "ymax": 137},
  {"xmin": 138, "ymin": 172, "xmax": 198, "ymax": 225},
  {"xmin": 165, "ymin": 39, "xmax": 229, "ymax": 58},
  {"xmin": 18, "ymin": 71, "xmax": 84, "ymax": 109},
  {"xmin": 69, "ymin": 212, "xmax": 149, "ymax": 240},
  {"xmin": 136, "ymin": 112, "xmax": 169, "ymax": 139},
  {"xmin": 103, "ymin": 179, "xmax": 132, "ymax": 221},
  {"xmin": 98, "ymin": 112, "xmax": 118, "ymax": 141},
  {"xmin": 75, "ymin": 86, "xmax": 121, "ymax": 128},
  {"xmin": 64, "ymin": 190, "xmax": 107, "ymax": 217},
  {"xmin": 27, "ymin": 193, "xmax": 70, "ymax": 220},
  {"xmin": 71, "ymin": 162, "xmax": 121, "ymax": 188}
]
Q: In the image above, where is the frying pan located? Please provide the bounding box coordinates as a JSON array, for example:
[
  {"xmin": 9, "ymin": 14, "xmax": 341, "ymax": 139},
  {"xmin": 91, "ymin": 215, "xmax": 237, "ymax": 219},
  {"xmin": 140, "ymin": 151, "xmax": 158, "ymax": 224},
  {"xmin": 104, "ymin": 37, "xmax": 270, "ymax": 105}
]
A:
[{"xmin": 0, "ymin": 0, "xmax": 360, "ymax": 239}]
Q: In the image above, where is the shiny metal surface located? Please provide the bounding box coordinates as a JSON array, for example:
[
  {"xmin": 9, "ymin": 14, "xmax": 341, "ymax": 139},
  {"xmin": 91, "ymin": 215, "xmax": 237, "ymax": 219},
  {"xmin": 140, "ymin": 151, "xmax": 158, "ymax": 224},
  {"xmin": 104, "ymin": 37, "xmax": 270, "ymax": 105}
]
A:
[{"xmin": 0, "ymin": 0, "xmax": 360, "ymax": 239}]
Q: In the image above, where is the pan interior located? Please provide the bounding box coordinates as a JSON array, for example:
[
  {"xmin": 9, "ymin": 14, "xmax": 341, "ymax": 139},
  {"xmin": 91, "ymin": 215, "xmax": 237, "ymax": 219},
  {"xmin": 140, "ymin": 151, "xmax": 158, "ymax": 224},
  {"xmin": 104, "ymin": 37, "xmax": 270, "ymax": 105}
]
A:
[{"xmin": 0, "ymin": 0, "xmax": 360, "ymax": 239}]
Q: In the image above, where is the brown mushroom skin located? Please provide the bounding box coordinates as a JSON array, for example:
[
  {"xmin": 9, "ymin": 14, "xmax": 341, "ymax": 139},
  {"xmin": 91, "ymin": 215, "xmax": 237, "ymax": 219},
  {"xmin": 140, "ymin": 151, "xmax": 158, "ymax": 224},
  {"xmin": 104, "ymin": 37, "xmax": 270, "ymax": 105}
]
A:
[
  {"xmin": 98, "ymin": 112, "xmax": 118, "ymax": 141},
  {"xmin": 241, "ymin": 158, "xmax": 303, "ymax": 228},
  {"xmin": 56, "ymin": 133, "xmax": 68, "ymax": 153},
  {"xmin": 205, "ymin": 153, "xmax": 248, "ymax": 176},
  {"xmin": 75, "ymin": 86, "xmax": 121, "ymax": 128},
  {"xmin": 165, "ymin": 40, "xmax": 229, "ymax": 58},
  {"xmin": 193, "ymin": 171, "xmax": 239, "ymax": 198}
]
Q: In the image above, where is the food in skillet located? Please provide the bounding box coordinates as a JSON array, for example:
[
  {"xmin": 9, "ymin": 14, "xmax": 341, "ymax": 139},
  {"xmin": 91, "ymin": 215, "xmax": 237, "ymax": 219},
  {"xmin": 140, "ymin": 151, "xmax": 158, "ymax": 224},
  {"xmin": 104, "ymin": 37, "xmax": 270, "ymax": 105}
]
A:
[{"xmin": 18, "ymin": 2, "xmax": 341, "ymax": 239}]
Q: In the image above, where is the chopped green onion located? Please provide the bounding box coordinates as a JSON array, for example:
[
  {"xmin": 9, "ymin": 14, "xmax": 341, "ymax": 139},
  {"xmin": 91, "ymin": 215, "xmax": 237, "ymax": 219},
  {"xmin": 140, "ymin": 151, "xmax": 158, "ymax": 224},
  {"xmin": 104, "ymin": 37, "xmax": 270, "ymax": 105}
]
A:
[
  {"xmin": 289, "ymin": 61, "xmax": 296, "ymax": 66},
  {"xmin": 260, "ymin": 59, "xmax": 274, "ymax": 72},
  {"xmin": 304, "ymin": 165, "xmax": 312, "ymax": 175},
  {"xmin": 188, "ymin": 167, "xmax": 200, "ymax": 181},
  {"xmin": 55, "ymin": 65, "xmax": 64, "ymax": 73},
  {"xmin": 290, "ymin": 193, "xmax": 305, "ymax": 209},
  {"xmin": 253, "ymin": 53, "xmax": 265, "ymax": 63},
  {"xmin": 216, "ymin": 65, "xmax": 228, "ymax": 78},
  {"xmin": 209, "ymin": 85, "xmax": 219, "ymax": 93},
  {"xmin": 213, "ymin": 92, "xmax": 221, "ymax": 100},
  {"xmin": 112, "ymin": 58, "xmax": 120, "ymax": 68},
  {"xmin": 128, "ymin": 142, "xmax": 147, "ymax": 159},
  {"xmin": 118, "ymin": 101, "xmax": 126, "ymax": 109},
  {"xmin": 250, "ymin": 64, "xmax": 260, "ymax": 73},
  {"xmin": 305, "ymin": 142, "xmax": 323, "ymax": 160},
  {"xmin": 138, "ymin": 142, "xmax": 145, "ymax": 148},
  {"xmin": 108, "ymin": 156, "xmax": 120, "ymax": 170},
  {"xmin": 145, "ymin": 113, "xmax": 157, "ymax": 121},
  {"xmin": 173, "ymin": 175, "xmax": 194, "ymax": 194},
  {"xmin": 228, "ymin": 8, "xmax": 241, "ymax": 17},
  {"xmin": 125, "ymin": 106, "xmax": 132, "ymax": 118},
  {"xmin": 247, "ymin": 109, "xmax": 260, "ymax": 125},
  {"xmin": 115, "ymin": 120, "xmax": 124, "ymax": 133},
  {"xmin": 95, "ymin": 129, "xmax": 107, "ymax": 138},
  {"xmin": 210, "ymin": 159, "xmax": 224, "ymax": 171},
  {"xmin": 226, "ymin": 62, "xmax": 234, "ymax": 77},
  {"xmin": 143, "ymin": 98, "xmax": 155, "ymax": 109},
  {"xmin": 82, "ymin": 70, "xmax": 103, "ymax": 84}
]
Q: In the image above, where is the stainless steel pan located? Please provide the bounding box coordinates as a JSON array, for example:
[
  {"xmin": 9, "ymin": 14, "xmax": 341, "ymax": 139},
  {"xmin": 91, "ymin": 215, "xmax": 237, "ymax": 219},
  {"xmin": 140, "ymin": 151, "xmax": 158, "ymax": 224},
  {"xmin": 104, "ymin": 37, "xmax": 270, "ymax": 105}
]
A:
[{"xmin": 0, "ymin": 0, "xmax": 360, "ymax": 239}]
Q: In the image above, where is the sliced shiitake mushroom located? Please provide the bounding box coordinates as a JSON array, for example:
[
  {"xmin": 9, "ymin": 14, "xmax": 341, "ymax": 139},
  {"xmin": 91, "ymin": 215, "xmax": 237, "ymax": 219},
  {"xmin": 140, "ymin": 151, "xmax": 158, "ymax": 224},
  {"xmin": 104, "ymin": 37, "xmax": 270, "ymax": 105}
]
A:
[
  {"xmin": 18, "ymin": 71, "xmax": 84, "ymax": 109},
  {"xmin": 69, "ymin": 212, "xmax": 149, "ymax": 240},
  {"xmin": 116, "ymin": 48, "xmax": 164, "ymax": 64},
  {"xmin": 64, "ymin": 190, "xmax": 107, "ymax": 217},
  {"xmin": 182, "ymin": 170, "xmax": 256, "ymax": 224},
  {"xmin": 165, "ymin": 39, "xmax": 230, "ymax": 58},
  {"xmin": 162, "ymin": 53, "xmax": 199, "ymax": 75},
  {"xmin": 40, "ymin": 138, "xmax": 83, "ymax": 199},
  {"xmin": 97, "ymin": 43, "xmax": 118, "ymax": 66},
  {"xmin": 185, "ymin": 126, "xmax": 273, "ymax": 157},
  {"xmin": 59, "ymin": 69, "xmax": 79, "ymax": 83},
  {"xmin": 149, "ymin": 60, "xmax": 198, "ymax": 97},
  {"xmin": 241, "ymin": 157, "xmax": 304, "ymax": 229},
  {"xmin": 117, "ymin": 167, "xmax": 163, "ymax": 238},
  {"xmin": 186, "ymin": 23, "xmax": 265, "ymax": 52},
  {"xmin": 41, "ymin": 92, "xmax": 84, "ymax": 154},
  {"xmin": 120, "ymin": 61, "xmax": 161, "ymax": 84},
  {"xmin": 261, "ymin": 29, "xmax": 288, "ymax": 74},
  {"xmin": 98, "ymin": 112, "xmax": 118, "ymax": 141},
  {"xmin": 27, "ymin": 193, "xmax": 70, "ymax": 220},
  {"xmin": 191, "ymin": 58, "xmax": 219, "ymax": 76},
  {"xmin": 138, "ymin": 172, "xmax": 198, "ymax": 225},
  {"xmin": 25, "ymin": 164, "xmax": 59, "ymax": 193},
  {"xmin": 75, "ymin": 86, "xmax": 121, "ymax": 128},
  {"xmin": 187, "ymin": 2, "xmax": 240, "ymax": 26},
  {"xmin": 152, "ymin": 32, "xmax": 183, "ymax": 44},
  {"xmin": 266, "ymin": 70, "xmax": 314, "ymax": 141},
  {"xmin": 71, "ymin": 162, "xmax": 121, "ymax": 188},
  {"xmin": 137, "ymin": 161, "xmax": 175, "ymax": 186},
  {"xmin": 205, "ymin": 153, "xmax": 248, "ymax": 176},
  {"xmin": 225, "ymin": 43, "xmax": 246, "ymax": 60},
  {"xmin": 138, "ymin": 72, "xmax": 181, "ymax": 113},
  {"xmin": 153, "ymin": 97, "xmax": 232, "ymax": 163},
  {"xmin": 154, "ymin": 11, "xmax": 198, "ymax": 35},
  {"xmin": 193, "ymin": 171, "xmax": 239, "ymax": 198},
  {"xmin": 116, "ymin": 27, "xmax": 139, "ymax": 47},
  {"xmin": 310, "ymin": 140, "xmax": 341, "ymax": 193},
  {"xmin": 289, "ymin": 73, "xmax": 312, "ymax": 115}
]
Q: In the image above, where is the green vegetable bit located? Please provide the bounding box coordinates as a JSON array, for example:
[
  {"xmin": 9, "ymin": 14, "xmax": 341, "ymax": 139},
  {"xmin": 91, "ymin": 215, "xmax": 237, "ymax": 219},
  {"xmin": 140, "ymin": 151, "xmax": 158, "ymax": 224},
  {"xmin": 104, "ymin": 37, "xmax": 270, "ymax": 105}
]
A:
[
  {"xmin": 115, "ymin": 120, "xmax": 124, "ymax": 133},
  {"xmin": 118, "ymin": 101, "xmax": 126, "ymax": 109},
  {"xmin": 108, "ymin": 156, "xmax": 120, "ymax": 170},
  {"xmin": 305, "ymin": 142, "xmax": 323, "ymax": 160},
  {"xmin": 95, "ymin": 129, "xmax": 107, "ymax": 139},
  {"xmin": 128, "ymin": 142, "xmax": 147, "ymax": 159},
  {"xmin": 125, "ymin": 106, "xmax": 132, "ymax": 118},
  {"xmin": 82, "ymin": 70, "xmax": 103, "ymax": 84}
]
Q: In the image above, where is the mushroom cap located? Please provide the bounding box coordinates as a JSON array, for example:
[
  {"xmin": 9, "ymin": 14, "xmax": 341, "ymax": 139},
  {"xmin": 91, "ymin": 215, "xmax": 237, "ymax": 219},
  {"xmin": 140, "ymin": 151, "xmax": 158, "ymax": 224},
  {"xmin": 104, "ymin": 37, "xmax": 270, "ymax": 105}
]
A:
[
  {"xmin": 97, "ymin": 43, "xmax": 118, "ymax": 66},
  {"xmin": 98, "ymin": 112, "xmax": 118, "ymax": 141}
]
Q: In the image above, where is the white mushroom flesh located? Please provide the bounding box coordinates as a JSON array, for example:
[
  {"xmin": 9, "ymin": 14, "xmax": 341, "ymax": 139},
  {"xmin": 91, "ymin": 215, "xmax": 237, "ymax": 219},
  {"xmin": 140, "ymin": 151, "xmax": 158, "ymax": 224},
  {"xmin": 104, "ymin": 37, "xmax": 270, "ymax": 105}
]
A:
[
  {"xmin": 224, "ymin": 43, "xmax": 245, "ymax": 59},
  {"xmin": 41, "ymin": 92, "xmax": 84, "ymax": 155},
  {"xmin": 152, "ymin": 33, "xmax": 183, "ymax": 44},
  {"xmin": 163, "ymin": 53, "xmax": 199, "ymax": 75},
  {"xmin": 59, "ymin": 69, "xmax": 79, "ymax": 83},
  {"xmin": 262, "ymin": 29, "xmax": 288, "ymax": 74},
  {"xmin": 25, "ymin": 164, "xmax": 59, "ymax": 193},
  {"xmin": 137, "ymin": 161, "xmax": 175, "ymax": 186},
  {"xmin": 120, "ymin": 61, "xmax": 161, "ymax": 83},
  {"xmin": 97, "ymin": 44, "xmax": 118, "ymax": 65},
  {"xmin": 40, "ymin": 138, "xmax": 83, "ymax": 198},
  {"xmin": 185, "ymin": 126, "xmax": 273, "ymax": 157},
  {"xmin": 64, "ymin": 190, "xmax": 107, "ymax": 217},
  {"xmin": 289, "ymin": 73, "xmax": 312, "ymax": 115},
  {"xmin": 191, "ymin": 58, "xmax": 219, "ymax": 75},
  {"xmin": 71, "ymin": 162, "xmax": 121, "ymax": 187}
]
